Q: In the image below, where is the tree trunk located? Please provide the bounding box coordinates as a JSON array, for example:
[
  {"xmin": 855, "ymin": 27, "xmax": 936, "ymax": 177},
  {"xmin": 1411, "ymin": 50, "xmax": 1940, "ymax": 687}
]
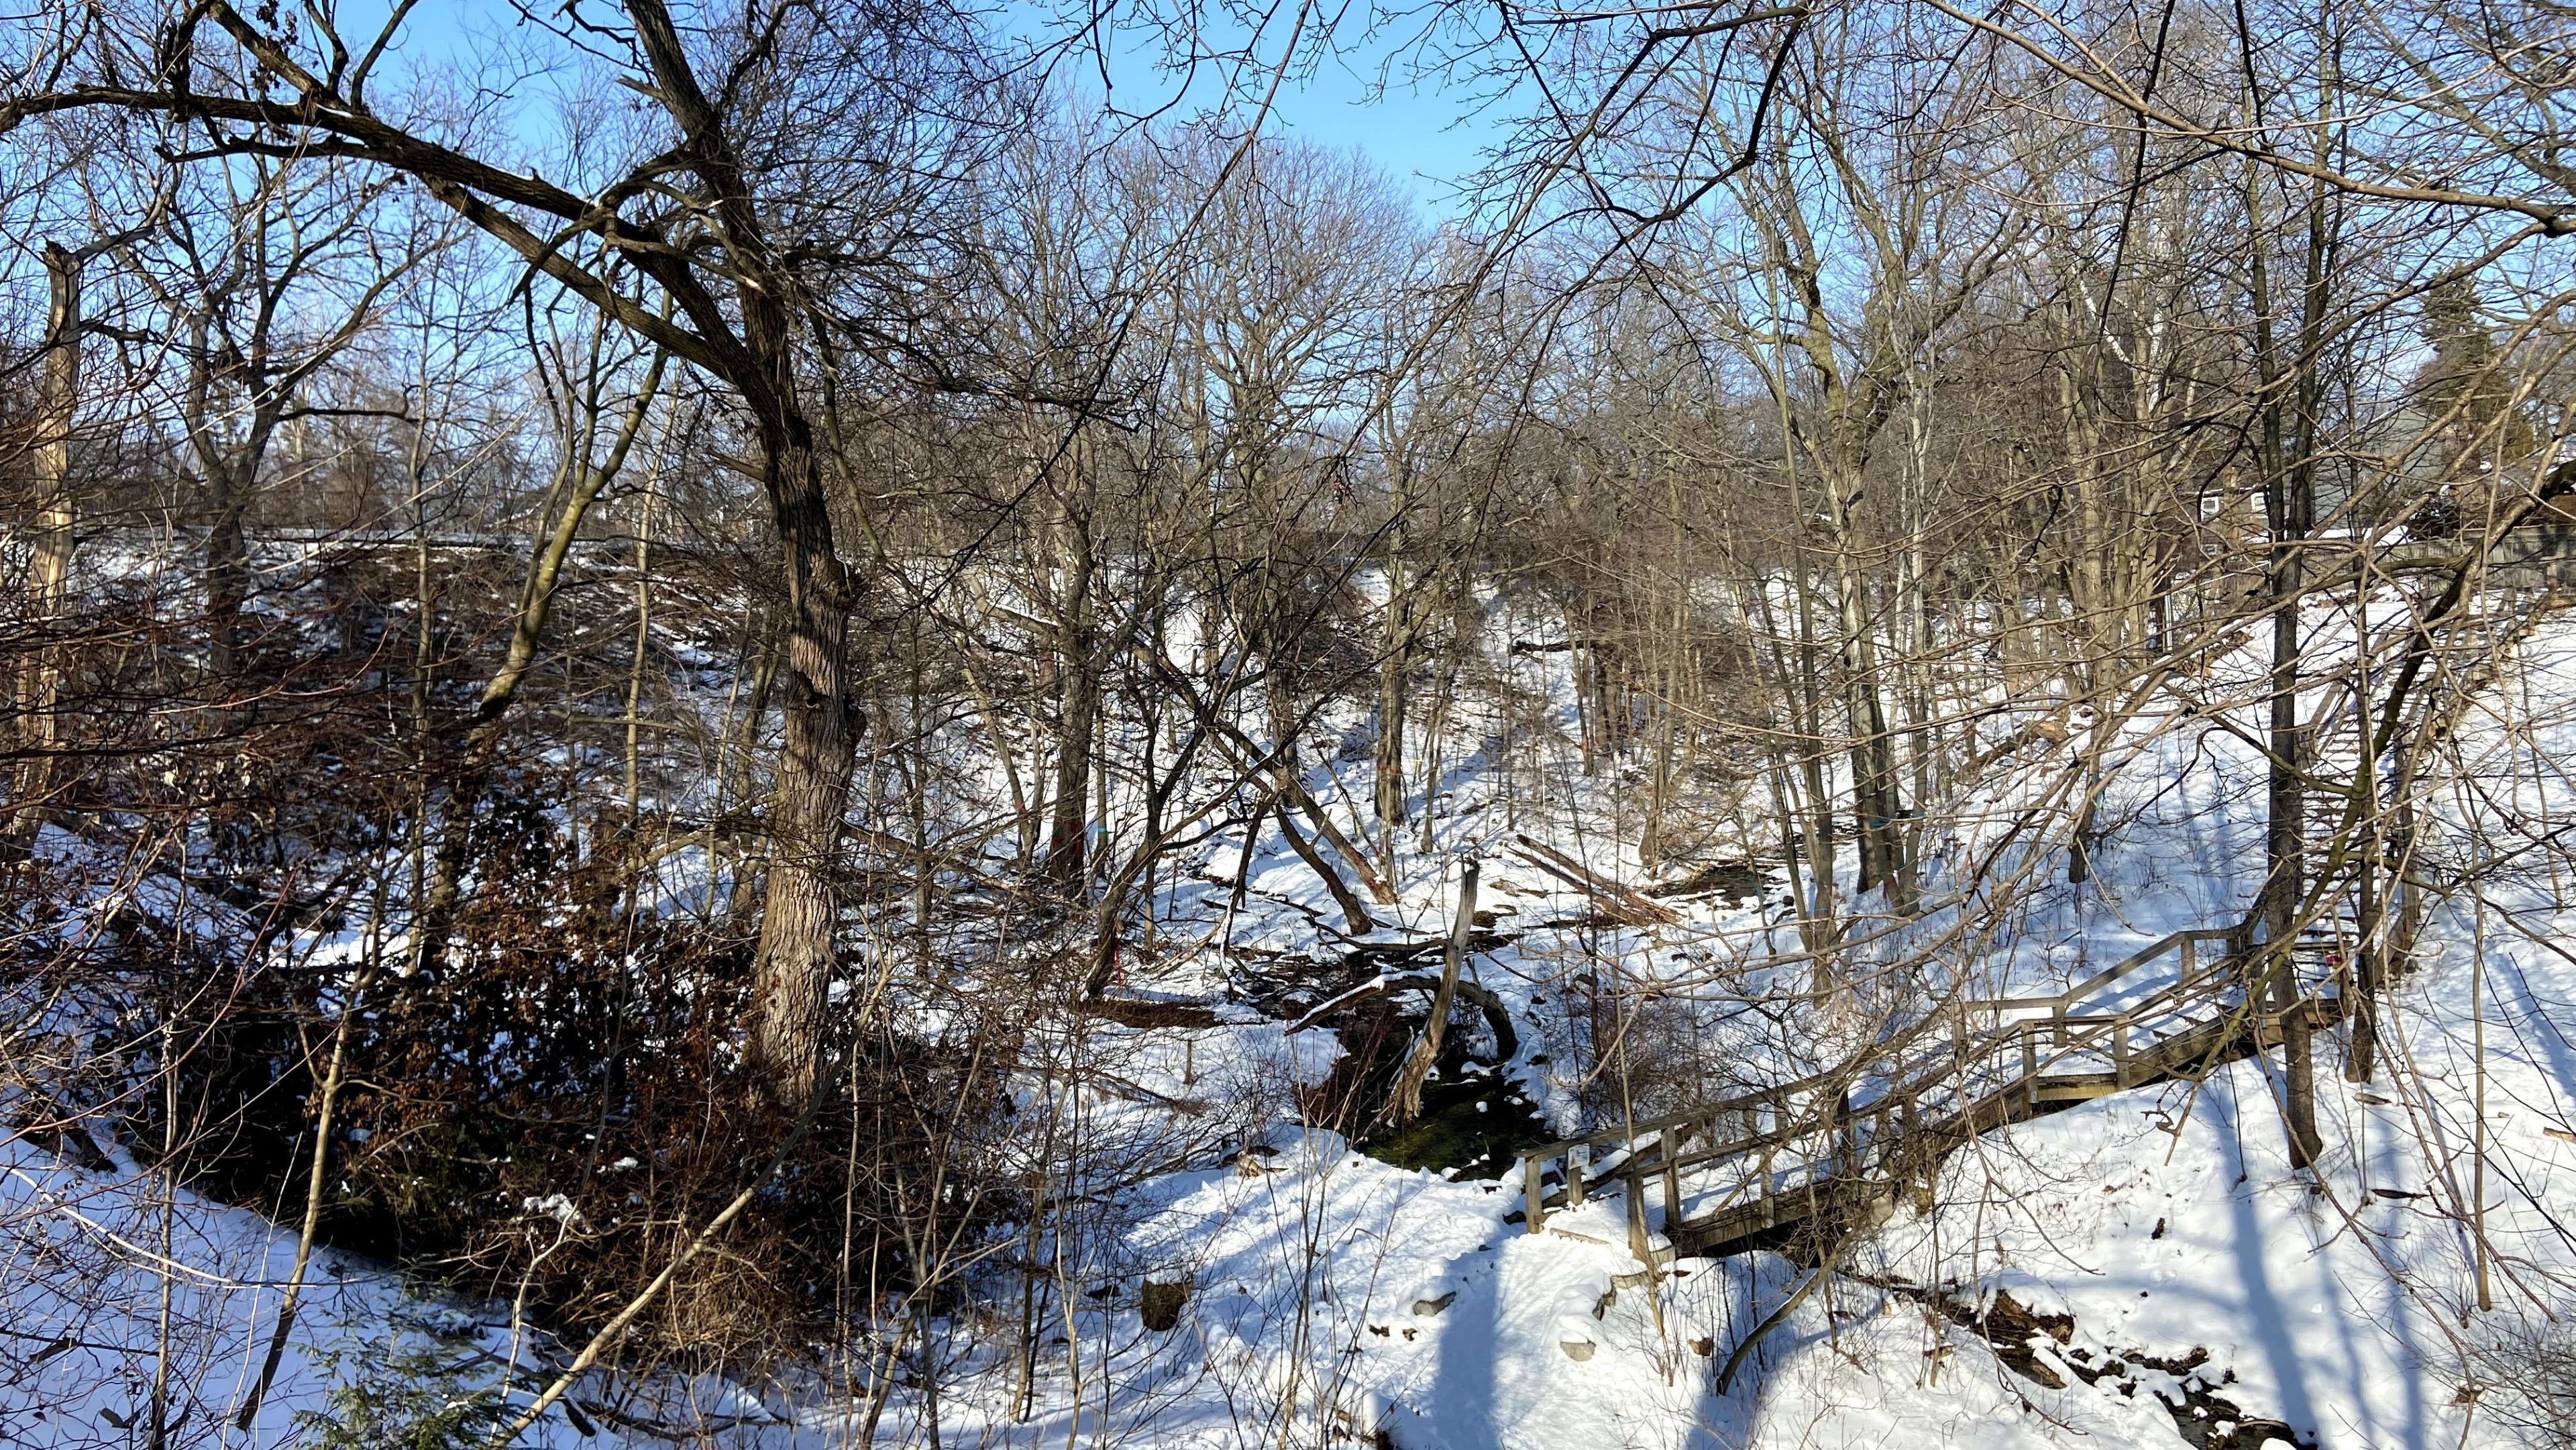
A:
[
  {"xmin": 3, "ymin": 243, "xmax": 79, "ymax": 865},
  {"xmin": 2248, "ymin": 136, "xmax": 2324, "ymax": 1170},
  {"xmin": 1375, "ymin": 477, "xmax": 1412, "ymax": 835},
  {"xmin": 1273, "ymin": 797, "xmax": 1377, "ymax": 937},
  {"xmin": 609, "ymin": 0, "xmax": 865, "ymax": 1108},
  {"xmin": 1375, "ymin": 604, "xmax": 1409, "ymax": 829},
  {"xmin": 1826, "ymin": 482, "xmax": 1903, "ymax": 907},
  {"xmin": 744, "ymin": 421, "xmax": 860, "ymax": 1110},
  {"xmin": 2349, "ymin": 823, "xmax": 2381, "ymax": 1082},
  {"xmin": 1046, "ymin": 648, "xmax": 1097, "ymax": 882},
  {"xmin": 1383, "ymin": 861, "xmax": 1479, "ymax": 1127},
  {"xmin": 197, "ymin": 396, "xmax": 292, "ymax": 681},
  {"xmin": 1044, "ymin": 499, "xmax": 1099, "ymax": 885},
  {"xmin": 203, "ymin": 450, "xmax": 253, "ymax": 678}
]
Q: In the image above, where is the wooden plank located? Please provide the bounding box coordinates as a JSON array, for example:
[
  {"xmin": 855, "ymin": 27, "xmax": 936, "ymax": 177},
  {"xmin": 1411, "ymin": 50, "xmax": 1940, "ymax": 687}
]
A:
[
  {"xmin": 2037, "ymin": 1080, "xmax": 2125, "ymax": 1102},
  {"xmin": 2058, "ymin": 929, "xmax": 2233, "ymax": 1006},
  {"xmin": 1519, "ymin": 1080, "xmax": 1799, "ymax": 1161}
]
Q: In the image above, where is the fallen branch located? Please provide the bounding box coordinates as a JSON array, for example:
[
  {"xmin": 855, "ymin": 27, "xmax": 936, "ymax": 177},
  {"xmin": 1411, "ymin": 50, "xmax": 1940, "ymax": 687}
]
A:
[
  {"xmin": 1716, "ymin": 1229, "xmax": 1859, "ymax": 1395},
  {"xmin": 482, "ymin": 1083, "xmax": 836, "ymax": 1447},
  {"xmin": 1293, "ymin": 970, "xmax": 1517, "ymax": 1049},
  {"xmin": 1276, "ymin": 796, "xmax": 1377, "ymax": 935},
  {"xmin": 1510, "ymin": 835, "xmax": 1679, "ymax": 925},
  {"xmin": 235, "ymin": 955, "xmax": 382, "ymax": 1429}
]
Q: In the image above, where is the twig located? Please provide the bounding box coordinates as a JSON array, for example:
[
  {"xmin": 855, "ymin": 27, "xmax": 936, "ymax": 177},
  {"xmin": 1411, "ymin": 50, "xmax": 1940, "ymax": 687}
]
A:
[{"xmin": 482, "ymin": 1080, "xmax": 837, "ymax": 1447}]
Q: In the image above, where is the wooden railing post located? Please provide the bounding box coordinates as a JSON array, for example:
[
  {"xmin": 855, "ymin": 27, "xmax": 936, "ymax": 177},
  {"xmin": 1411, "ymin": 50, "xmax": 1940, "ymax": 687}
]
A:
[
  {"xmin": 2021, "ymin": 1022, "xmax": 2039, "ymax": 1108},
  {"xmin": 1567, "ymin": 1144, "xmax": 1587, "ymax": 1206},
  {"xmin": 1626, "ymin": 1171, "xmax": 1650, "ymax": 1265},
  {"xmin": 1525, "ymin": 1154, "xmax": 1547, "ymax": 1235},
  {"xmin": 1759, "ymin": 1145, "xmax": 1776, "ymax": 1227},
  {"xmin": 2112, "ymin": 1013, "xmax": 2132, "ymax": 1088}
]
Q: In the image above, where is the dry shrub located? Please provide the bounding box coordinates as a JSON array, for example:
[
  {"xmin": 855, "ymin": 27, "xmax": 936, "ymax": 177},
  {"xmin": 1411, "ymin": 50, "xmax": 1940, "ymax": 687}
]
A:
[
  {"xmin": 160, "ymin": 792, "xmax": 1030, "ymax": 1375},
  {"xmin": 2467, "ymin": 1309, "xmax": 2576, "ymax": 1449},
  {"xmin": 1576, "ymin": 979, "xmax": 1750, "ymax": 1124}
]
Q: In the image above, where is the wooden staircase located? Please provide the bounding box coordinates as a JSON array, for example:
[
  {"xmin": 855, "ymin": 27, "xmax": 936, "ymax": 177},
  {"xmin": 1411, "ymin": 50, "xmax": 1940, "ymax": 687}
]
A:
[{"xmin": 1515, "ymin": 927, "xmax": 2353, "ymax": 1265}]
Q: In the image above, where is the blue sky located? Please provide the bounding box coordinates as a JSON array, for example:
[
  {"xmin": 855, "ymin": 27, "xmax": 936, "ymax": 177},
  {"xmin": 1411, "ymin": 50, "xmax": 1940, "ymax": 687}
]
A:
[
  {"xmin": 1044, "ymin": 5, "xmax": 1505, "ymax": 213},
  {"xmin": 378, "ymin": 1, "xmax": 1501, "ymax": 215}
]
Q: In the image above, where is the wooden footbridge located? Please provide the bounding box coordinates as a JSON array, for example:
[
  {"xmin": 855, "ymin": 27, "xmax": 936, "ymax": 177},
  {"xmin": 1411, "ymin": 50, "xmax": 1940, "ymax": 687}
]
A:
[
  {"xmin": 1509, "ymin": 546, "xmax": 2564, "ymax": 1267},
  {"xmin": 1517, "ymin": 925, "xmax": 2358, "ymax": 1264}
]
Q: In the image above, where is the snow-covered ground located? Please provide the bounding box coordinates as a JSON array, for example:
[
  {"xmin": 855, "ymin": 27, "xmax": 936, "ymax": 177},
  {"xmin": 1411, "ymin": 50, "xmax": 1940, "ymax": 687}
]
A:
[
  {"xmin": 9, "ymin": 584, "xmax": 2575, "ymax": 1448},
  {"xmin": 0, "ymin": 1137, "xmax": 617, "ymax": 1449}
]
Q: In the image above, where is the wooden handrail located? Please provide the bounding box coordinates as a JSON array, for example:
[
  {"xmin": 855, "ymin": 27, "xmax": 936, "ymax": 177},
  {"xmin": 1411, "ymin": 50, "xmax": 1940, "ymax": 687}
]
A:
[
  {"xmin": 1518, "ymin": 925, "xmax": 2308, "ymax": 1238},
  {"xmin": 1954, "ymin": 928, "xmax": 2232, "ymax": 1015},
  {"xmin": 1526, "ymin": 929, "xmax": 2233, "ymax": 1165}
]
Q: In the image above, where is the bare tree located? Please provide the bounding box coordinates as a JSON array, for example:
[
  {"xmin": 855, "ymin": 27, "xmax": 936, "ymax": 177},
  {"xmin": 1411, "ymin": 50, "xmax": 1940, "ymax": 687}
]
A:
[{"xmin": 3, "ymin": 1, "xmax": 1011, "ymax": 1104}]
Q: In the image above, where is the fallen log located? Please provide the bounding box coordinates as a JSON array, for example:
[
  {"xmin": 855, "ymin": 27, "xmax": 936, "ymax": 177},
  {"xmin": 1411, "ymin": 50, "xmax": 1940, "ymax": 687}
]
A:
[{"xmin": 1509, "ymin": 834, "xmax": 1680, "ymax": 925}]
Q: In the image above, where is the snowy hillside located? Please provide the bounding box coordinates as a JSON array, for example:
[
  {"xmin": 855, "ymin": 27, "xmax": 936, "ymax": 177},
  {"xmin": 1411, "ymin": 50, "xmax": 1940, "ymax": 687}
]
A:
[
  {"xmin": 9, "ymin": 582, "xmax": 2573, "ymax": 1450},
  {"xmin": 19, "ymin": 5, "xmax": 2576, "ymax": 1447}
]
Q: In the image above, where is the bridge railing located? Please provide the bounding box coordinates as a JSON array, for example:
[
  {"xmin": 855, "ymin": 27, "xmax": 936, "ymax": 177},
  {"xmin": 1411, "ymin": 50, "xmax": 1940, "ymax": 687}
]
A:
[{"xmin": 1516, "ymin": 927, "xmax": 2249, "ymax": 1247}]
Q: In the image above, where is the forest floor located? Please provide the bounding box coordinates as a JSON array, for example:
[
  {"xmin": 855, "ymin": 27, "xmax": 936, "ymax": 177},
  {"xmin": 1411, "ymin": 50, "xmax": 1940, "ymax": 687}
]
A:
[{"xmin": 8, "ymin": 594, "xmax": 2575, "ymax": 1449}]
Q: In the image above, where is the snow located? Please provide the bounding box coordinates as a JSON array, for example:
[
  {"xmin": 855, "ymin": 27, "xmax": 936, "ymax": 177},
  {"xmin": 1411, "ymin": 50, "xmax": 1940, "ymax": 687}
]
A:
[
  {"xmin": 879, "ymin": 586, "xmax": 2576, "ymax": 1450},
  {"xmin": 9, "ymin": 580, "xmax": 2575, "ymax": 1447},
  {"xmin": 0, "ymin": 1137, "xmax": 606, "ymax": 1448}
]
